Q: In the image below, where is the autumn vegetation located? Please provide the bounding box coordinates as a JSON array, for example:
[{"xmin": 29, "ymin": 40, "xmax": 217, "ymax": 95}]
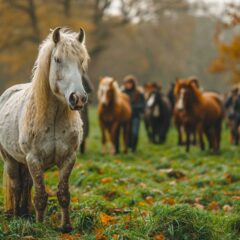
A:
[
  {"xmin": 210, "ymin": 3, "xmax": 240, "ymax": 83},
  {"xmin": 0, "ymin": 108, "xmax": 240, "ymax": 239},
  {"xmin": 1, "ymin": 1, "xmax": 240, "ymax": 239},
  {"xmin": 0, "ymin": 0, "xmax": 235, "ymax": 95}
]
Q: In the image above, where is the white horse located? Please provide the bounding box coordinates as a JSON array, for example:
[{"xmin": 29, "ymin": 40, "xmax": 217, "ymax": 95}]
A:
[{"xmin": 0, "ymin": 27, "xmax": 89, "ymax": 232}]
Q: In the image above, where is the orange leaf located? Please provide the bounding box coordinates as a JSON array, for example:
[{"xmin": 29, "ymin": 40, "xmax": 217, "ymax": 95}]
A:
[
  {"xmin": 99, "ymin": 213, "xmax": 116, "ymax": 226},
  {"xmin": 154, "ymin": 233, "xmax": 165, "ymax": 240},
  {"xmin": 163, "ymin": 198, "xmax": 175, "ymax": 205},
  {"xmin": 96, "ymin": 229, "xmax": 106, "ymax": 240},
  {"xmin": 208, "ymin": 201, "xmax": 219, "ymax": 210},
  {"xmin": 71, "ymin": 196, "xmax": 79, "ymax": 203},
  {"xmin": 113, "ymin": 234, "xmax": 119, "ymax": 240},
  {"xmin": 145, "ymin": 196, "xmax": 154, "ymax": 205},
  {"xmin": 101, "ymin": 177, "xmax": 113, "ymax": 184},
  {"xmin": 60, "ymin": 233, "xmax": 81, "ymax": 240}
]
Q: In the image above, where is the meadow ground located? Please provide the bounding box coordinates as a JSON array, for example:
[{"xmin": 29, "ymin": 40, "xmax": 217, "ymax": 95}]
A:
[{"xmin": 1, "ymin": 107, "xmax": 240, "ymax": 239}]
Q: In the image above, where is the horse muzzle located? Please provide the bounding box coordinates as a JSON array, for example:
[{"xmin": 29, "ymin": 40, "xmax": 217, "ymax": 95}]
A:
[{"xmin": 69, "ymin": 92, "xmax": 88, "ymax": 110}]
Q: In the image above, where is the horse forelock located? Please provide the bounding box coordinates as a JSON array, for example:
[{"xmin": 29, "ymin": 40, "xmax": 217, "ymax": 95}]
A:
[{"xmin": 98, "ymin": 77, "xmax": 121, "ymax": 105}]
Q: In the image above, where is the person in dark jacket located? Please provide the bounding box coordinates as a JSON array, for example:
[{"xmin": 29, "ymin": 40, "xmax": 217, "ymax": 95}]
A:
[
  {"xmin": 122, "ymin": 75, "xmax": 145, "ymax": 152},
  {"xmin": 225, "ymin": 86, "xmax": 240, "ymax": 144},
  {"xmin": 79, "ymin": 73, "xmax": 94, "ymax": 153}
]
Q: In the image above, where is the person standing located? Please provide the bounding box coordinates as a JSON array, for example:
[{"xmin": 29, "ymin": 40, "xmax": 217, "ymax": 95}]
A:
[{"xmin": 122, "ymin": 75, "xmax": 145, "ymax": 152}]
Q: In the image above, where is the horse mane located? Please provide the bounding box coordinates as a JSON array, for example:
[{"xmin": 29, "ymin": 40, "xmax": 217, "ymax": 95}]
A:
[{"xmin": 29, "ymin": 28, "xmax": 89, "ymax": 125}]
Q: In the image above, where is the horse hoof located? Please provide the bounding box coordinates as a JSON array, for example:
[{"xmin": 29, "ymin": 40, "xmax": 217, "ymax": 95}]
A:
[{"xmin": 58, "ymin": 225, "xmax": 73, "ymax": 233}]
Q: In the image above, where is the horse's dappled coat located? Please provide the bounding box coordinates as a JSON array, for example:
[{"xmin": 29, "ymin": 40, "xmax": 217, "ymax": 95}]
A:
[{"xmin": 0, "ymin": 27, "xmax": 89, "ymax": 232}]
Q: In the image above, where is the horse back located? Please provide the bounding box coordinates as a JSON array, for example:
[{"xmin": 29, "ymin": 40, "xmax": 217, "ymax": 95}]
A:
[{"xmin": 202, "ymin": 92, "xmax": 224, "ymax": 122}]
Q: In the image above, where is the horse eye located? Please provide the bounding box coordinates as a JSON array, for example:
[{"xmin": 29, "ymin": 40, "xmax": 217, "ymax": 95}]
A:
[{"xmin": 54, "ymin": 57, "xmax": 61, "ymax": 64}]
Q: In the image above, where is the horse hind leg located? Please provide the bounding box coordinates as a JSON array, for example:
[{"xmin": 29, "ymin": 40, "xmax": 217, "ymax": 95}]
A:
[
  {"xmin": 2, "ymin": 156, "xmax": 22, "ymax": 216},
  {"xmin": 123, "ymin": 122, "xmax": 129, "ymax": 154},
  {"xmin": 19, "ymin": 164, "xmax": 33, "ymax": 217}
]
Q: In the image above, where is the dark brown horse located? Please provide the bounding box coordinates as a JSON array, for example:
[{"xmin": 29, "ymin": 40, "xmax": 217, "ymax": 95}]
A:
[
  {"xmin": 98, "ymin": 77, "xmax": 132, "ymax": 154},
  {"xmin": 144, "ymin": 82, "xmax": 172, "ymax": 144},
  {"xmin": 174, "ymin": 77, "xmax": 223, "ymax": 153}
]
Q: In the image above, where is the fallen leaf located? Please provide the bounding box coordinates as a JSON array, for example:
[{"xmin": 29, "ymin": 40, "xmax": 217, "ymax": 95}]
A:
[
  {"xmin": 96, "ymin": 228, "xmax": 106, "ymax": 240},
  {"xmin": 139, "ymin": 182, "xmax": 147, "ymax": 188},
  {"xmin": 60, "ymin": 233, "xmax": 81, "ymax": 240},
  {"xmin": 145, "ymin": 196, "xmax": 154, "ymax": 205},
  {"xmin": 138, "ymin": 201, "xmax": 146, "ymax": 207},
  {"xmin": 224, "ymin": 173, "xmax": 234, "ymax": 183},
  {"xmin": 45, "ymin": 186, "xmax": 55, "ymax": 197},
  {"xmin": 99, "ymin": 213, "xmax": 116, "ymax": 226},
  {"xmin": 71, "ymin": 196, "xmax": 79, "ymax": 203},
  {"xmin": 113, "ymin": 234, "xmax": 119, "ymax": 240},
  {"xmin": 101, "ymin": 177, "xmax": 113, "ymax": 184},
  {"xmin": 22, "ymin": 236, "xmax": 35, "ymax": 240},
  {"xmin": 223, "ymin": 204, "xmax": 233, "ymax": 212},
  {"xmin": 141, "ymin": 210, "xmax": 149, "ymax": 218},
  {"xmin": 163, "ymin": 198, "xmax": 175, "ymax": 205},
  {"xmin": 154, "ymin": 233, "xmax": 165, "ymax": 240},
  {"xmin": 194, "ymin": 203, "xmax": 205, "ymax": 210},
  {"xmin": 208, "ymin": 201, "xmax": 219, "ymax": 211},
  {"xmin": 232, "ymin": 196, "xmax": 240, "ymax": 200}
]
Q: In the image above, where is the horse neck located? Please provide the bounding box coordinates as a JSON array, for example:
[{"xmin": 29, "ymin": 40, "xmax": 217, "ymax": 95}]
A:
[
  {"xmin": 102, "ymin": 89, "xmax": 119, "ymax": 112},
  {"xmin": 31, "ymin": 71, "xmax": 72, "ymax": 127},
  {"xmin": 186, "ymin": 88, "xmax": 204, "ymax": 112}
]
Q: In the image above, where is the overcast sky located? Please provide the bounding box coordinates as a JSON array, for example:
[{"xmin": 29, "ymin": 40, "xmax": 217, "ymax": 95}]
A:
[{"xmin": 109, "ymin": 0, "xmax": 240, "ymax": 16}]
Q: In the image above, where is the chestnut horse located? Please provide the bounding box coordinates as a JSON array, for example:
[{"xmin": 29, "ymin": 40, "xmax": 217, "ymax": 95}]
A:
[
  {"xmin": 173, "ymin": 77, "xmax": 199, "ymax": 146},
  {"xmin": 98, "ymin": 77, "xmax": 132, "ymax": 154},
  {"xmin": 174, "ymin": 78, "xmax": 223, "ymax": 153}
]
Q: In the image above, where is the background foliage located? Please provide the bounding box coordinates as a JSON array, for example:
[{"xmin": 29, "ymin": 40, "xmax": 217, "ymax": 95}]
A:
[{"xmin": 0, "ymin": 0, "xmax": 239, "ymax": 96}]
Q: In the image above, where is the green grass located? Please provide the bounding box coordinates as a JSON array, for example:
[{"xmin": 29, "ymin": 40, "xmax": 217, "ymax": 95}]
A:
[{"xmin": 1, "ymin": 107, "xmax": 240, "ymax": 239}]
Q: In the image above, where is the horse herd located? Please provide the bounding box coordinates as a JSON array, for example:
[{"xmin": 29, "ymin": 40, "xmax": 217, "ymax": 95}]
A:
[
  {"xmin": 0, "ymin": 27, "xmax": 237, "ymax": 232},
  {"xmin": 97, "ymin": 76, "xmax": 226, "ymax": 154}
]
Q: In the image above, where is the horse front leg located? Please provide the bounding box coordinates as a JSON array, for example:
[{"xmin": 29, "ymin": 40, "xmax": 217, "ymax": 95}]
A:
[
  {"xmin": 123, "ymin": 122, "xmax": 130, "ymax": 153},
  {"xmin": 57, "ymin": 154, "xmax": 76, "ymax": 233},
  {"xmin": 100, "ymin": 121, "xmax": 107, "ymax": 154},
  {"xmin": 197, "ymin": 123, "xmax": 205, "ymax": 151},
  {"xmin": 110, "ymin": 123, "xmax": 120, "ymax": 154},
  {"xmin": 185, "ymin": 125, "xmax": 191, "ymax": 152},
  {"xmin": 5, "ymin": 161, "xmax": 21, "ymax": 216},
  {"xmin": 26, "ymin": 156, "xmax": 48, "ymax": 222}
]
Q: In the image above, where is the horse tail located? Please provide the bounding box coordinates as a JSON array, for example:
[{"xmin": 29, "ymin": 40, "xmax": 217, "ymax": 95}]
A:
[
  {"xmin": 3, "ymin": 163, "xmax": 33, "ymax": 215},
  {"xmin": 3, "ymin": 164, "xmax": 14, "ymax": 213}
]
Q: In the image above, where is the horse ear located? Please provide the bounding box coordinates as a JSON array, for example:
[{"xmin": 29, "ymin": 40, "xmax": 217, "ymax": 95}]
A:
[
  {"xmin": 110, "ymin": 78, "xmax": 116, "ymax": 85},
  {"xmin": 175, "ymin": 77, "xmax": 179, "ymax": 83},
  {"xmin": 189, "ymin": 76, "xmax": 199, "ymax": 88},
  {"xmin": 52, "ymin": 27, "xmax": 61, "ymax": 44},
  {"xmin": 78, "ymin": 28, "xmax": 85, "ymax": 44}
]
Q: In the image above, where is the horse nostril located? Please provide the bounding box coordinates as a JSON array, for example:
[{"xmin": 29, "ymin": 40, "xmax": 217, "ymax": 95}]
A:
[
  {"xmin": 69, "ymin": 93, "xmax": 78, "ymax": 106},
  {"xmin": 81, "ymin": 94, "xmax": 87, "ymax": 104}
]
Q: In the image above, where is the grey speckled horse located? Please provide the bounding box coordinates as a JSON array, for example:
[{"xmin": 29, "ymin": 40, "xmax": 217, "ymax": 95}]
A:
[{"xmin": 0, "ymin": 27, "xmax": 89, "ymax": 232}]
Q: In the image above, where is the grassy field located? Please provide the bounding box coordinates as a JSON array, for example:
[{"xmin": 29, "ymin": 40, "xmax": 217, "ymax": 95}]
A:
[{"xmin": 1, "ymin": 107, "xmax": 240, "ymax": 239}]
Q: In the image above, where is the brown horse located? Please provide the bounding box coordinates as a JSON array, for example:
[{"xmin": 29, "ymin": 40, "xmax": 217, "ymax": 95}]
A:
[
  {"xmin": 98, "ymin": 77, "xmax": 132, "ymax": 154},
  {"xmin": 173, "ymin": 77, "xmax": 199, "ymax": 146},
  {"xmin": 174, "ymin": 77, "xmax": 223, "ymax": 153}
]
